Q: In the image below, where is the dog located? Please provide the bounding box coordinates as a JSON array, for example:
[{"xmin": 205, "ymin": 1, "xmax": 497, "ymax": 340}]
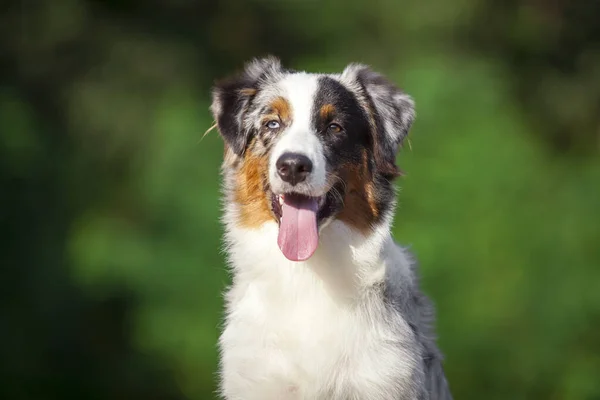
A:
[{"xmin": 210, "ymin": 57, "xmax": 453, "ymax": 400}]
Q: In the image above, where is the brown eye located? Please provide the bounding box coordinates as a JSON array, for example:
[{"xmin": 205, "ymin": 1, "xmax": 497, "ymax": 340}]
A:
[
  {"xmin": 266, "ymin": 120, "xmax": 280, "ymax": 130},
  {"xmin": 328, "ymin": 123, "xmax": 343, "ymax": 133}
]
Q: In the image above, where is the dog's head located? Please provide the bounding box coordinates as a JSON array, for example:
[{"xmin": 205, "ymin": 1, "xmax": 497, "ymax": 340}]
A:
[{"xmin": 211, "ymin": 57, "xmax": 415, "ymax": 262}]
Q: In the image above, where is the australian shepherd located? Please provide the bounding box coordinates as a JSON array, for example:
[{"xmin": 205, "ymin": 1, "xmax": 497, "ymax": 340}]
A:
[{"xmin": 210, "ymin": 57, "xmax": 452, "ymax": 400}]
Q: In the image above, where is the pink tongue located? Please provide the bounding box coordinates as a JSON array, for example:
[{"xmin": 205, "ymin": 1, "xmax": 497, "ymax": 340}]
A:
[{"xmin": 277, "ymin": 194, "xmax": 319, "ymax": 261}]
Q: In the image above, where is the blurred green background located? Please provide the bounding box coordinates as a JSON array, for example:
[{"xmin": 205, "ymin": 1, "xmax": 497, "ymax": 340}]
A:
[{"xmin": 1, "ymin": 0, "xmax": 599, "ymax": 399}]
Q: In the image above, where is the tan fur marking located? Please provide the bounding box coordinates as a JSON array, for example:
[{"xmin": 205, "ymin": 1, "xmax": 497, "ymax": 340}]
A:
[
  {"xmin": 234, "ymin": 141, "xmax": 273, "ymax": 228},
  {"xmin": 269, "ymin": 96, "xmax": 292, "ymax": 122},
  {"xmin": 337, "ymin": 150, "xmax": 380, "ymax": 233},
  {"xmin": 319, "ymin": 104, "xmax": 336, "ymax": 121},
  {"xmin": 362, "ymin": 150, "xmax": 380, "ymax": 218},
  {"xmin": 239, "ymin": 88, "xmax": 258, "ymax": 96}
]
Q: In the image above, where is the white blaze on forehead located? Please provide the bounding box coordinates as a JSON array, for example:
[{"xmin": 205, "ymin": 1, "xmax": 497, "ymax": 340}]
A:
[
  {"xmin": 269, "ymin": 73, "xmax": 327, "ymax": 195},
  {"xmin": 279, "ymin": 73, "xmax": 319, "ymax": 135}
]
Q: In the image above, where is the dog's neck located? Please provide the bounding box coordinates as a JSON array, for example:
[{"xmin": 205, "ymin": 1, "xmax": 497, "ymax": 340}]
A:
[{"xmin": 223, "ymin": 205, "xmax": 409, "ymax": 301}]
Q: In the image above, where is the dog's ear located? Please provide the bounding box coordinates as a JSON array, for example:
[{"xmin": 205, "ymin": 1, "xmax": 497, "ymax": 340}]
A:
[
  {"xmin": 341, "ymin": 64, "xmax": 415, "ymax": 179},
  {"xmin": 211, "ymin": 56, "xmax": 284, "ymax": 156}
]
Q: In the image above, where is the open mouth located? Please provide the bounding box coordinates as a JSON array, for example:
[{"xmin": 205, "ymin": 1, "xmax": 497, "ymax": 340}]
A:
[{"xmin": 270, "ymin": 191, "xmax": 338, "ymax": 262}]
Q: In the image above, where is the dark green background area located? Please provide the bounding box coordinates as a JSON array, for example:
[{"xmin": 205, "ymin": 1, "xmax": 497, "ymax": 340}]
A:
[{"xmin": 1, "ymin": 1, "xmax": 599, "ymax": 399}]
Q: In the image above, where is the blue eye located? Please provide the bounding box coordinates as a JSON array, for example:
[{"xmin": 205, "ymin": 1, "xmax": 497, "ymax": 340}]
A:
[{"xmin": 266, "ymin": 120, "xmax": 280, "ymax": 129}]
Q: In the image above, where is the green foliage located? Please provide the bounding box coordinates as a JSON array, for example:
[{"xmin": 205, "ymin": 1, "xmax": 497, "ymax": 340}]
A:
[{"xmin": 2, "ymin": 0, "xmax": 599, "ymax": 399}]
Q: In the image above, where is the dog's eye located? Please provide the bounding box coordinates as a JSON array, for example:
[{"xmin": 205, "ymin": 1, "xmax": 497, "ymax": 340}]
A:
[
  {"xmin": 328, "ymin": 123, "xmax": 343, "ymax": 133},
  {"xmin": 266, "ymin": 120, "xmax": 280, "ymax": 130}
]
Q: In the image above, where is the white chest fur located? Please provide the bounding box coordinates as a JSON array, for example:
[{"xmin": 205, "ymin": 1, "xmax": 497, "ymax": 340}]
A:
[{"xmin": 219, "ymin": 219, "xmax": 423, "ymax": 400}]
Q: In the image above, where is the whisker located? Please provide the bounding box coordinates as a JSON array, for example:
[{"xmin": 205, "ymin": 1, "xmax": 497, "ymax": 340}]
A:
[
  {"xmin": 327, "ymin": 174, "xmax": 348, "ymax": 194},
  {"xmin": 199, "ymin": 121, "xmax": 218, "ymax": 144},
  {"xmin": 331, "ymin": 187, "xmax": 345, "ymax": 207},
  {"xmin": 325, "ymin": 176, "xmax": 346, "ymax": 207}
]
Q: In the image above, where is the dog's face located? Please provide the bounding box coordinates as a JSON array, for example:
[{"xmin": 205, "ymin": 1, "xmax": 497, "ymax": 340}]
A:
[{"xmin": 211, "ymin": 57, "xmax": 414, "ymax": 262}]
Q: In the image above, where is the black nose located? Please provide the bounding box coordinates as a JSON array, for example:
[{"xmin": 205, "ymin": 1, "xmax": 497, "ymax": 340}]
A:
[{"xmin": 276, "ymin": 153, "xmax": 313, "ymax": 186}]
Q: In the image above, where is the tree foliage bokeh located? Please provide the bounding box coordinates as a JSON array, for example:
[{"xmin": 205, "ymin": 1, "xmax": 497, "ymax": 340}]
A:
[{"xmin": 1, "ymin": 0, "xmax": 599, "ymax": 399}]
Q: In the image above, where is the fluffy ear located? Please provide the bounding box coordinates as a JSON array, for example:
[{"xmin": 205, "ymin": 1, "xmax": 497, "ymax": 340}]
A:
[
  {"xmin": 210, "ymin": 56, "xmax": 284, "ymax": 156},
  {"xmin": 341, "ymin": 64, "xmax": 415, "ymax": 178}
]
